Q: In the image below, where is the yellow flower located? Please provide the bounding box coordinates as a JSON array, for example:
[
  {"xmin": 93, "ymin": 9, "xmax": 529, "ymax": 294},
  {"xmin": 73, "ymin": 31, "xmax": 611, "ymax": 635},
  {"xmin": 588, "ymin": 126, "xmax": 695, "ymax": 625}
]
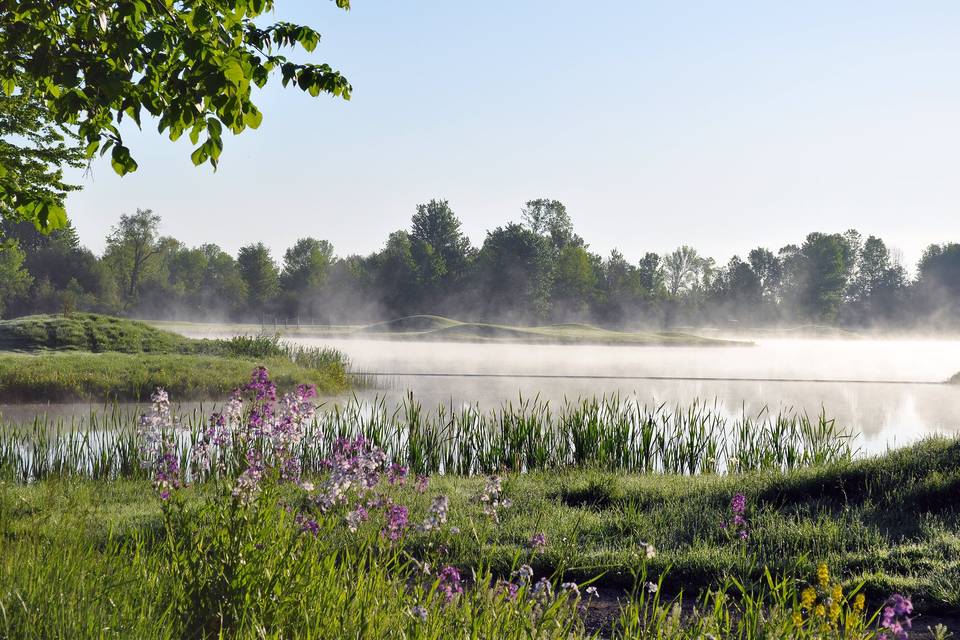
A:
[
  {"xmin": 831, "ymin": 583, "xmax": 843, "ymax": 601},
  {"xmin": 817, "ymin": 563, "xmax": 830, "ymax": 589},
  {"xmin": 792, "ymin": 611, "xmax": 804, "ymax": 627},
  {"xmin": 801, "ymin": 587, "xmax": 817, "ymax": 609},
  {"xmin": 853, "ymin": 593, "xmax": 865, "ymax": 613},
  {"xmin": 814, "ymin": 604, "xmax": 826, "ymax": 618}
]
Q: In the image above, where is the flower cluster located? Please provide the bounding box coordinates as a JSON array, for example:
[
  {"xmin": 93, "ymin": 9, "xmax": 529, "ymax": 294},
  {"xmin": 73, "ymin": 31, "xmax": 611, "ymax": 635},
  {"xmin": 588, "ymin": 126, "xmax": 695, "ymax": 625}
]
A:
[
  {"xmin": 794, "ymin": 563, "xmax": 867, "ymax": 633},
  {"xmin": 419, "ymin": 495, "xmax": 449, "ymax": 532},
  {"xmin": 137, "ymin": 389, "xmax": 183, "ymax": 500},
  {"xmin": 721, "ymin": 493, "xmax": 749, "ymax": 540},
  {"xmin": 314, "ymin": 437, "xmax": 388, "ymax": 511},
  {"xmin": 529, "ymin": 532, "xmax": 547, "ymax": 551},
  {"xmin": 479, "ymin": 475, "xmax": 512, "ymax": 522},
  {"xmin": 382, "ymin": 504, "xmax": 409, "ymax": 541},
  {"xmin": 880, "ymin": 594, "xmax": 913, "ymax": 640},
  {"xmin": 437, "ymin": 566, "xmax": 463, "ymax": 603}
]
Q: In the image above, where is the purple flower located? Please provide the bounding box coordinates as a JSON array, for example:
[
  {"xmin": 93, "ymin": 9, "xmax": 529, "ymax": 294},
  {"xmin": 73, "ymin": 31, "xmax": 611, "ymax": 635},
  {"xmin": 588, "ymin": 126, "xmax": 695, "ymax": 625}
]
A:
[
  {"xmin": 295, "ymin": 513, "xmax": 320, "ymax": 536},
  {"xmin": 415, "ymin": 475, "xmax": 429, "ymax": 493},
  {"xmin": 437, "ymin": 566, "xmax": 463, "ymax": 603},
  {"xmin": 730, "ymin": 493, "xmax": 746, "ymax": 515},
  {"xmin": 529, "ymin": 532, "xmax": 547, "ymax": 550},
  {"xmin": 880, "ymin": 594, "xmax": 913, "ymax": 640},
  {"xmin": 496, "ymin": 579, "xmax": 519, "ymax": 601},
  {"xmin": 381, "ymin": 504, "xmax": 409, "ymax": 541},
  {"xmin": 387, "ymin": 463, "xmax": 409, "ymax": 485}
]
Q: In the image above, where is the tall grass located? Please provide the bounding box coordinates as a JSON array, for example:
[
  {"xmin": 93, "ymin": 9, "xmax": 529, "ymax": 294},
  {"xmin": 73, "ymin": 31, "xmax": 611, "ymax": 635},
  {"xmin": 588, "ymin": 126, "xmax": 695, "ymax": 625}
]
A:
[{"xmin": 0, "ymin": 395, "xmax": 855, "ymax": 482}]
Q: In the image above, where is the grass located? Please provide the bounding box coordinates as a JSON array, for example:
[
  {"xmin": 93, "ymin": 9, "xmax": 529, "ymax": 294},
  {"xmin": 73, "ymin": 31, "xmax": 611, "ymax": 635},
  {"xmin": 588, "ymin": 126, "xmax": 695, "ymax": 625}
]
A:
[
  {"xmin": 0, "ymin": 395, "xmax": 854, "ymax": 481},
  {"xmin": 153, "ymin": 314, "xmax": 748, "ymax": 347},
  {"xmin": 0, "ymin": 352, "xmax": 348, "ymax": 402},
  {"xmin": 1, "ymin": 438, "xmax": 958, "ymax": 637},
  {"xmin": 0, "ymin": 314, "xmax": 352, "ymax": 401}
]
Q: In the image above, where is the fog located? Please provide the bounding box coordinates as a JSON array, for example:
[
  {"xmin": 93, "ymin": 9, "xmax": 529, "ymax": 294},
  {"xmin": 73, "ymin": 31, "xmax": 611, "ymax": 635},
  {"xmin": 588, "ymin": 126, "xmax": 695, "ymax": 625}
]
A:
[{"xmin": 283, "ymin": 336, "xmax": 960, "ymax": 454}]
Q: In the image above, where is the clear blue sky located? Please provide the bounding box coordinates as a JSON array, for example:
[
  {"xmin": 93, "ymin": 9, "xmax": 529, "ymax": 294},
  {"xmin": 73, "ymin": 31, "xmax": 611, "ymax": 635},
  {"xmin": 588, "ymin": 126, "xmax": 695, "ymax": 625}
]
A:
[{"xmin": 64, "ymin": 1, "xmax": 960, "ymax": 270}]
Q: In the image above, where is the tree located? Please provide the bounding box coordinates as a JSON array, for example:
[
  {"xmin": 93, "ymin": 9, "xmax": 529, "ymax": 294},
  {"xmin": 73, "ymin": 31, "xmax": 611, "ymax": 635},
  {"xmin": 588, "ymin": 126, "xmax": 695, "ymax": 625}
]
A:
[
  {"xmin": 280, "ymin": 238, "xmax": 335, "ymax": 292},
  {"xmin": 410, "ymin": 199, "xmax": 472, "ymax": 286},
  {"xmin": 0, "ymin": 241, "xmax": 32, "ymax": 316},
  {"xmin": 0, "ymin": 91, "xmax": 84, "ymax": 237},
  {"xmin": 476, "ymin": 223, "xmax": 553, "ymax": 321},
  {"xmin": 521, "ymin": 199, "xmax": 574, "ymax": 249},
  {"xmin": 103, "ymin": 208, "xmax": 161, "ymax": 307},
  {"xmin": 797, "ymin": 232, "xmax": 851, "ymax": 322},
  {"xmin": 663, "ymin": 246, "xmax": 706, "ymax": 298},
  {"xmin": 747, "ymin": 247, "xmax": 782, "ymax": 303},
  {"xmin": 550, "ymin": 244, "xmax": 598, "ymax": 319},
  {"xmin": 916, "ymin": 243, "xmax": 960, "ymax": 325},
  {"xmin": 237, "ymin": 243, "xmax": 279, "ymax": 313},
  {"xmin": 638, "ymin": 252, "xmax": 664, "ymax": 296},
  {"xmin": 0, "ymin": 0, "xmax": 352, "ymax": 232}
]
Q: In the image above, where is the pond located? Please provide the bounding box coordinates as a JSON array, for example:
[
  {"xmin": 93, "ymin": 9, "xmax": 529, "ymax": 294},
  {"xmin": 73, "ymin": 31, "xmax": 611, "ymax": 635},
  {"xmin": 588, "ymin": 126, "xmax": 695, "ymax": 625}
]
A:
[{"xmin": 3, "ymin": 335, "xmax": 958, "ymax": 455}]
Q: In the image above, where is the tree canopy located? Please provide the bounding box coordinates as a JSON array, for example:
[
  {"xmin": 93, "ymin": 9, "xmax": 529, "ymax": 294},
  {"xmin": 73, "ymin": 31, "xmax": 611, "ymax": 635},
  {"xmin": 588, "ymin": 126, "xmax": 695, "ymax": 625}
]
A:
[{"xmin": 0, "ymin": 0, "xmax": 352, "ymax": 234}]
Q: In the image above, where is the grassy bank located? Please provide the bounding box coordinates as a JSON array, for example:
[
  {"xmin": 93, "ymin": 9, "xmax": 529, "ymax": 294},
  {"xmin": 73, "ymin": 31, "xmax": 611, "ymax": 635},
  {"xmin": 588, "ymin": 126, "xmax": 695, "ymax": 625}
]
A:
[
  {"xmin": 1, "ymin": 438, "xmax": 957, "ymax": 637},
  {"xmin": 0, "ymin": 352, "xmax": 348, "ymax": 402},
  {"xmin": 153, "ymin": 314, "xmax": 747, "ymax": 347},
  {"xmin": 0, "ymin": 314, "xmax": 351, "ymax": 401}
]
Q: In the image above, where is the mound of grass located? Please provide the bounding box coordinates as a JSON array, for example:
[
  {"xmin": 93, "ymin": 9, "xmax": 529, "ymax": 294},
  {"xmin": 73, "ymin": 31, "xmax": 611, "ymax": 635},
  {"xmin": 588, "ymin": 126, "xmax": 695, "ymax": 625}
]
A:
[
  {"xmin": 355, "ymin": 316, "xmax": 744, "ymax": 346},
  {"xmin": 0, "ymin": 314, "xmax": 353, "ymax": 401},
  {"xmin": 0, "ymin": 352, "xmax": 348, "ymax": 402},
  {"xmin": 0, "ymin": 313, "xmax": 193, "ymax": 353},
  {"xmin": 359, "ymin": 315, "xmax": 461, "ymax": 333}
]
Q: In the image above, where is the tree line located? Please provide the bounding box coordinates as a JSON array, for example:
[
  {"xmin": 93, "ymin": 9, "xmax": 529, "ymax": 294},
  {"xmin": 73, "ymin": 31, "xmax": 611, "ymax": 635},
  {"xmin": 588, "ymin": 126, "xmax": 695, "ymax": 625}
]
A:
[{"xmin": 2, "ymin": 199, "xmax": 958, "ymax": 330}]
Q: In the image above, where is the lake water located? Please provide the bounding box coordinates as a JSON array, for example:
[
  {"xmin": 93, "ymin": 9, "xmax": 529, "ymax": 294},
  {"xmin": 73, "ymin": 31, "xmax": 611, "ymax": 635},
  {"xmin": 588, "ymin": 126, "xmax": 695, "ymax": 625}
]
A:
[
  {"xmin": 3, "ymin": 335, "xmax": 959, "ymax": 454},
  {"xmin": 298, "ymin": 336, "xmax": 960, "ymax": 454}
]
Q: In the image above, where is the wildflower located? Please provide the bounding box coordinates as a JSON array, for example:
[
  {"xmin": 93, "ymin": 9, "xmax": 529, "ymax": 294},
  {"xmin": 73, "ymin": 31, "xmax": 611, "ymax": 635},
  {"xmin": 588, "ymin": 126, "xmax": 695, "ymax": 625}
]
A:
[
  {"xmin": 853, "ymin": 593, "xmax": 866, "ymax": 613},
  {"xmin": 387, "ymin": 463, "xmax": 409, "ymax": 485},
  {"xmin": 880, "ymin": 594, "xmax": 913, "ymax": 640},
  {"xmin": 585, "ymin": 586, "xmax": 599, "ymax": 598},
  {"xmin": 639, "ymin": 541, "xmax": 657, "ymax": 559},
  {"xmin": 723, "ymin": 493, "xmax": 749, "ymax": 540},
  {"xmin": 817, "ymin": 563, "xmax": 830, "ymax": 589},
  {"xmin": 295, "ymin": 513, "xmax": 320, "ymax": 536},
  {"xmin": 419, "ymin": 495, "xmax": 449, "ymax": 532},
  {"xmin": 479, "ymin": 475, "xmax": 511, "ymax": 522},
  {"xmin": 496, "ymin": 579, "xmax": 519, "ymax": 601},
  {"xmin": 801, "ymin": 587, "xmax": 817, "ymax": 610},
  {"xmin": 561, "ymin": 582, "xmax": 580, "ymax": 598},
  {"xmin": 381, "ymin": 504, "xmax": 409, "ymax": 541},
  {"xmin": 450, "ymin": 526, "xmax": 461, "ymax": 535},
  {"xmin": 646, "ymin": 581, "xmax": 659, "ymax": 594},
  {"xmin": 437, "ymin": 566, "xmax": 463, "ymax": 603},
  {"xmin": 410, "ymin": 605, "xmax": 428, "ymax": 622},
  {"xmin": 532, "ymin": 577, "xmax": 553, "ymax": 600},
  {"xmin": 346, "ymin": 505, "xmax": 369, "ymax": 532},
  {"xmin": 514, "ymin": 564, "xmax": 534, "ymax": 583},
  {"xmin": 814, "ymin": 604, "xmax": 826, "ymax": 618},
  {"xmin": 415, "ymin": 475, "xmax": 429, "ymax": 493},
  {"xmin": 529, "ymin": 532, "xmax": 547, "ymax": 551}
]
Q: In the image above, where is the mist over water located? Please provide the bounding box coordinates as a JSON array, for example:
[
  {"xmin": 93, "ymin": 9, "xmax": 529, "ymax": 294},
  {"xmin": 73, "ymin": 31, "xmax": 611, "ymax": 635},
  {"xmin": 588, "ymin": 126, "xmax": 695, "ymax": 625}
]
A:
[{"xmin": 291, "ymin": 336, "xmax": 960, "ymax": 454}]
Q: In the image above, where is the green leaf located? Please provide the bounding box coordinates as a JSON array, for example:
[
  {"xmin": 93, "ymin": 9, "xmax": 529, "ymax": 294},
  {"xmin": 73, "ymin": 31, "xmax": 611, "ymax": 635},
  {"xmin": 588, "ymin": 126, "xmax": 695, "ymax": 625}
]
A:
[
  {"xmin": 243, "ymin": 109, "xmax": 263, "ymax": 129},
  {"xmin": 0, "ymin": 77, "xmax": 14, "ymax": 96}
]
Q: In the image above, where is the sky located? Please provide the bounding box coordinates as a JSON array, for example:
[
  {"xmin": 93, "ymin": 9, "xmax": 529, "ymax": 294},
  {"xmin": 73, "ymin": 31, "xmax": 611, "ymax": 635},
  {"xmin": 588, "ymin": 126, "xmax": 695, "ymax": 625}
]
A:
[{"xmin": 63, "ymin": 1, "xmax": 960, "ymax": 271}]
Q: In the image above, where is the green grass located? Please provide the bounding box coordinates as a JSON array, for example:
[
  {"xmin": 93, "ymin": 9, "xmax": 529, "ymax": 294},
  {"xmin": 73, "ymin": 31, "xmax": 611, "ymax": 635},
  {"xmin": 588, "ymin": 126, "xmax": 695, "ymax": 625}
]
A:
[
  {"xmin": 153, "ymin": 314, "xmax": 748, "ymax": 347},
  {"xmin": 0, "ymin": 352, "xmax": 349, "ymax": 402},
  {"xmin": 2, "ymin": 437, "xmax": 958, "ymax": 625},
  {"xmin": 0, "ymin": 313, "xmax": 196, "ymax": 353},
  {"xmin": 0, "ymin": 314, "xmax": 352, "ymax": 401}
]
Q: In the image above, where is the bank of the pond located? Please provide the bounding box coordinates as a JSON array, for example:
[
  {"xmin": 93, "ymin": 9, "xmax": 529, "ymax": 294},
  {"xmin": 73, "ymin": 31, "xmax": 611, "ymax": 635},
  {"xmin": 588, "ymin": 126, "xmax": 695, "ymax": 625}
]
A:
[
  {"xmin": 0, "ymin": 314, "xmax": 351, "ymax": 401},
  {"xmin": 0, "ymin": 352, "xmax": 349, "ymax": 402},
  {"xmin": 3, "ymin": 437, "xmax": 958, "ymax": 615}
]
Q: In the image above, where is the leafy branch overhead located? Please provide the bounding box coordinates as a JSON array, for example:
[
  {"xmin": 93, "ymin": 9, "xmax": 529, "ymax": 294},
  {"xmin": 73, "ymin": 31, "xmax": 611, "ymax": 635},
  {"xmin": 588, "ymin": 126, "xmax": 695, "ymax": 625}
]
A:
[{"xmin": 0, "ymin": 0, "xmax": 352, "ymax": 231}]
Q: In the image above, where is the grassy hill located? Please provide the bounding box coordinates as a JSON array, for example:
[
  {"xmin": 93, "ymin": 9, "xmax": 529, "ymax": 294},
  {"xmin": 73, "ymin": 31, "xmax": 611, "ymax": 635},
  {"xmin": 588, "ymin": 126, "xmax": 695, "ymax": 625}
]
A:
[
  {"xmin": 155, "ymin": 315, "xmax": 746, "ymax": 347},
  {"xmin": 0, "ymin": 314, "xmax": 350, "ymax": 401}
]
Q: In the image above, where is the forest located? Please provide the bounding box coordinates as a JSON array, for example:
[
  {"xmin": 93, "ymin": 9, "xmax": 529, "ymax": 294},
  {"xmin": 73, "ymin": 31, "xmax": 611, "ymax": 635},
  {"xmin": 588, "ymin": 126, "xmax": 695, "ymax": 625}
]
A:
[{"xmin": 1, "ymin": 198, "xmax": 958, "ymax": 329}]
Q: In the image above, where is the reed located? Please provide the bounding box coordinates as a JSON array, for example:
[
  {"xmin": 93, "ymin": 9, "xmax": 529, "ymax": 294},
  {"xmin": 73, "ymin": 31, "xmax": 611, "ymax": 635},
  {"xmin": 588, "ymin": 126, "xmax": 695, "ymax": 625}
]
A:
[{"xmin": 0, "ymin": 395, "xmax": 855, "ymax": 482}]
